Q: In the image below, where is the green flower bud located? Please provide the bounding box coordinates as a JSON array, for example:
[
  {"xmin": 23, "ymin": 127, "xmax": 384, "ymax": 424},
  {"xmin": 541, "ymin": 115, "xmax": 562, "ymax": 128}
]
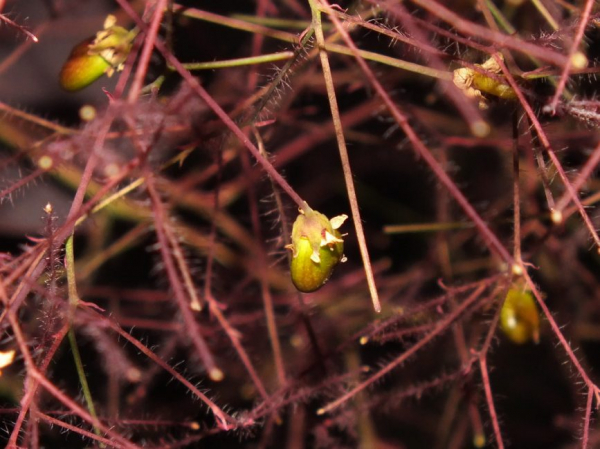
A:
[
  {"xmin": 500, "ymin": 288, "xmax": 540, "ymax": 344},
  {"xmin": 59, "ymin": 38, "xmax": 111, "ymax": 92},
  {"xmin": 59, "ymin": 15, "xmax": 137, "ymax": 92},
  {"xmin": 286, "ymin": 205, "xmax": 347, "ymax": 293}
]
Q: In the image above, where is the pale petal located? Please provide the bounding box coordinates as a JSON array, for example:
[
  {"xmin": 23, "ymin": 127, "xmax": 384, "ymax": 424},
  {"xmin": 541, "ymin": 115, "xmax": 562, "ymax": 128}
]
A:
[
  {"xmin": 330, "ymin": 214, "xmax": 348, "ymax": 230},
  {"xmin": 310, "ymin": 250, "xmax": 321, "ymax": 263},
  {"xmin": 0, "ymin": 350, "xmax": 15, "ymax": 371}
]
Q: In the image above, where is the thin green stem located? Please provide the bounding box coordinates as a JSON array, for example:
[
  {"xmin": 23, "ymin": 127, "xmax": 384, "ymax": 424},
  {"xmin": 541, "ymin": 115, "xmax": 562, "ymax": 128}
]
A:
[
  {"xmin": 176, "ymin": 4, "xmax": 451, "ymax": 81},
  {"xmin": 512, "ymin": 111, "xmax": 522, "ymax": 269},
  {"xmin": 531, "ymin": 0, "xmax": 559, "ymax": 31},
  {"xmin": 65, "ymin": 236, "xmax": 80, "ymax": 308},
  {"xmin": 0, "ymin": 100, "xmax": 76, "ymax": 136},
  {"xmin": 231, "ymin": 15, "xmax": 315, "ymax": 30},
  {"xmin": 169, "ymin": 51, "xmax": 294, "ymax": 71},
  {"xmin": 384, "ymin": 222, "xmax": 475, "ymax": 234},
  {"xmin": 325, "ymin": 43, "xmax": 451, "ymax": 80},
  {"xmin": 483, "ymin": 0, "xmax": 515, "ymax": 34},
  {"xmin": 65, "ymin": 235, "xmax": 103, "ymax": 441},
  {"xmin": 174, "ymin": 4, "xmax": 297, "ymax": 43}
]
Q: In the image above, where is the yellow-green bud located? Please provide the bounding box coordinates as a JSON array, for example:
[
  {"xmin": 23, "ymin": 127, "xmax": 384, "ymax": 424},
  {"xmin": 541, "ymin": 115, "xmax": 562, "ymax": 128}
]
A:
[
  {"xmin": 59, "ymin": 15, "xmax": 136, "ymax": 92},
  {"xmin": 500, "ymin": 288, "xmax": 540, "ymax": 344},
  {"xmin": 60, "ymin": 37, "xmax": 111, "ymax": 92},
  {"xmin": 453, "ymin": 53, "xmax": 516, "ymax": 109},
  {"xmin": 286, "ymin": 205, "xmax": 347, "ymax": 293}
]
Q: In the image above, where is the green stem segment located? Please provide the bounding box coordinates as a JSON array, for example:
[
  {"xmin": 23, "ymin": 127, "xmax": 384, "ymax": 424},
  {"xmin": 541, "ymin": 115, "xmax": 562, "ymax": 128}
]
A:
[
  {"xmin": 66, "ymin": 235, "xmax": 103, "ymax": 441},
  {"xmin": 169, "ymin": 51, "xmax": 294, "ymax": 71}
]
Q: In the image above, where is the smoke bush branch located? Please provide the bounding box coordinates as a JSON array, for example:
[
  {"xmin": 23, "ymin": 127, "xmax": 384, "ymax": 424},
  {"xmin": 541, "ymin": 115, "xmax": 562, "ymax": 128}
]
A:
[
  {"xmin": 145, "ymin": 172, "xmax": 223, "ymax": 381},
  {"xmin": 318, "ymin": 282, "xmax": 488, "ymax": 414}
]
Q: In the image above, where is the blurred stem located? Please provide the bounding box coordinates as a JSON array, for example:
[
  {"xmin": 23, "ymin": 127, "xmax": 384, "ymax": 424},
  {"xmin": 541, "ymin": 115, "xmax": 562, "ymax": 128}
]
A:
[
  {"xmin": 483, "ymin": 0, "xmax": 515, "ymax": 33},
  {"xmin": 547, "ymin": 0, "xmax": 594, "ymax": 112},
  {"xmin": 512, "ymin": 111, "xmax": 522, "ymax": 268},
  {"xmin": 326, "ymin": 42, "xmax": 451, "ymax": 80},
  {"xmin": 176, "ymin": 4, "xmax": 451, "ymax": 80},
  {"xmin": 253, "ymin": 126, "xmax": 329, "ymax": 374},
  {"xmin": 75, "ymin": 177, "xmax": 147, "ymax": 226},
  {"xmin": 384, "ymin": 222, "xmax": 475, "ymax": 234},
  {"xmin": 531, "ymin": 0, "xmax": 559, "ymax": 31},
  {"xmin": 251, "ymin": 129, "xmax": 287, "ymax": 386},
  {"xmin": 318, "ymin": 282, "xmax": 488, "ymax": 414},
  {"xmin": 0, "ymin": 100, "xmax": 75, "ymax": 136},
  {"xmin": 531, "ymin": 135, "xmax": 556, "ymax": 212},
  {"xmin": 174, "ymin": 4, "xmax": 297, "ymax": 43},
  {"xmin": 232, "ymin": 15, "xmax": 315, "ymax": 30},
  {"xmin": 168, "ymin": 51, "xmax": 294, "ymax": 71},
  {"xmin": 345, "ymin": 350, "xmax": 376, "ymax": 448}
]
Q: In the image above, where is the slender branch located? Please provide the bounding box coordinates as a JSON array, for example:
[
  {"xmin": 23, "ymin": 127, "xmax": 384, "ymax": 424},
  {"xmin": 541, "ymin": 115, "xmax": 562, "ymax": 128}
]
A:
[
  {"xmin": 512, "ymin": 112, "xmax": 522, "ymax": 268},
  {"xmin": 555, "ymin": 139, "xmax": 600, "ymax": 214},
  {"xmin": 0, "ymin": 13, "xmax": 38, "ymax": 42},
  {"xmin": 246, "ymin": 130, "xmax": 286, "ymax": 386},
  {"xmin": 86, "ymin": 308, "xmax": 235, "ymax": 429},
  {"xmin": 128, "ymin": 0, "xmax": 168, "ymax": 102},
  {"xmin": 494, "ymin": 55, "xmax": 600, "ymax": 251},
  {"xmin": 582, "ymin": 388, "xmax": 594, "ymax": 449},
  {"xmin": 479, "ymin": 356, "xmax": 505, "ymax": 449},
  {"xmin": 314, "ymin": 0, "xmax": 513, "ymax": 267},
  {"xmin": 309, "ymin": 0, "xmax": 381, "ymax": 313},
  {"xmin": 169, "ymin": 51, "xmax": 294, "ymax": 71},
  {"xmin": 8, "ymin": 312, "xmax": 139, "ymax": 448},
  {"xmin": 522, "ymin": 270, "xmax": 600, "ymax": 405},
  {"xmin": 145, "ymin": 173, "xmax": 223, "ymax": 381},
  {"xmin": 117, "ymin": 0, "xmax": 307, "ymax": 209},
  {"xmin": 547, "ymin": 0, "xmax": 594, "ymax": 113},
  {"xmin": 407, "ymin": 0, "xmax": 568, "ymax": 66},
  {"xmin": 37, "ymin": 412, "xmax": 122, "ymax": 449},
  {"xmin": 317, "ymin": 283, "xmax": 487, "ymax": 414}
]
